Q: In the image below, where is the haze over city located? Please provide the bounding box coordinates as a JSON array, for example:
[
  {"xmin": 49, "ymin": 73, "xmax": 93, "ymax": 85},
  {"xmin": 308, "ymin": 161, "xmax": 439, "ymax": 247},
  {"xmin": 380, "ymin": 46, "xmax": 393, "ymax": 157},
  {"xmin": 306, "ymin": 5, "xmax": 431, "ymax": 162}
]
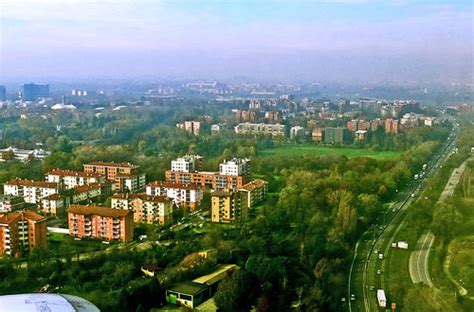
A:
[{"xmin": 1, "ymin": 0, "xmax": 472, "ymax": 83}]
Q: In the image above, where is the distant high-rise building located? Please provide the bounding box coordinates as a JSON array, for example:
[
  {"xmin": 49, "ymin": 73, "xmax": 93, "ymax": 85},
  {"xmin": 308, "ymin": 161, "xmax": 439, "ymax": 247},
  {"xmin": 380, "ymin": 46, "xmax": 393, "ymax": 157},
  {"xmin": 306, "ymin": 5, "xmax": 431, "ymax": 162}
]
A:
[
  {"xmin": 0, "ymin": 86, "xmax": 6, "ymax": 101},
  {"xmin": 21, "ymin": 83, "xmax": 49, "ymax": 101}
]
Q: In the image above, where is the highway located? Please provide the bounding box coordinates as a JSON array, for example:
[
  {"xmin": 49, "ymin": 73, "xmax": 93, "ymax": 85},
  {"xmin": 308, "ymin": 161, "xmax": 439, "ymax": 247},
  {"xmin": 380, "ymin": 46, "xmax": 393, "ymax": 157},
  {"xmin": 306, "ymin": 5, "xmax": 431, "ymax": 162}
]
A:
[
  {"xmin": 347, "ymin": 122, "xmax": 459, "ymax": 312},
  {"xmin": 409, "ymin": 157, "xmax": 471, "ymax": 286}
]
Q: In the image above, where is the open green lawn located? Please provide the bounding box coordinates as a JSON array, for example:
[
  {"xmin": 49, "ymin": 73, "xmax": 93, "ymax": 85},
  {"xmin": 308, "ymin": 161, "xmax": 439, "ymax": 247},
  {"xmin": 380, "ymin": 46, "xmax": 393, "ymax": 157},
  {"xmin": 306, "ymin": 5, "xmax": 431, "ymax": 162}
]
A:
[
  {"xmin": 259, "ymin": 145, "xmax": 401, "ymax": 160},
  {"xmin": 48, "ymin": 232, "xmax": 110, "ymax": 256}
]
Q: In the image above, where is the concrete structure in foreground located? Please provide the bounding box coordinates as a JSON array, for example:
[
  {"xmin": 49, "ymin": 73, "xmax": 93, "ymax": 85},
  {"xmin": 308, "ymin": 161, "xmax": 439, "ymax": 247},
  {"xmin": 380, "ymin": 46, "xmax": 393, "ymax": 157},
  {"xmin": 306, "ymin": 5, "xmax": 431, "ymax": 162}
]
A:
[
  {"xmin": 68, "ymin": 205, "xmax": 133, "ymax": 242},
  {"xmin": 111, "ymin": 193, "xmax": 173, "ymax": 225},
  {"xmin": 166, "ymin": 264, "xmax": 239, "ymax": 309},
  {"xmin": 0, "ymin": 210, "xmax": 47, "ymax": 257},
  {"xmin": 0, "ymin": 293, "xmax": 99, "ymax": 312}
]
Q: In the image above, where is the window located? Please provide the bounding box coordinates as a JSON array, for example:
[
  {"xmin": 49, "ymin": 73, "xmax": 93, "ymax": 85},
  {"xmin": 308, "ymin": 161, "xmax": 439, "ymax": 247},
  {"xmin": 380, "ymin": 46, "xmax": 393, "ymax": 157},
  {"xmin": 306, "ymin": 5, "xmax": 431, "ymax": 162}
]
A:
[{"xmin": 180, "ymin": 294, "xmax": 192, "ymax": 301}]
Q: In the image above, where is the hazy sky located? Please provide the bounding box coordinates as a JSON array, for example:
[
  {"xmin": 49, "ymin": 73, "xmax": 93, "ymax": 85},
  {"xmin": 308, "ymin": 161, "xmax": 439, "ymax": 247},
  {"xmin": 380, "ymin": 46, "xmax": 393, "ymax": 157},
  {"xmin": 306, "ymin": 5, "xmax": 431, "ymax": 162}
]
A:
[{"xmin": 0, "ymin": 0, "xmax": 472, "ymax": 83}]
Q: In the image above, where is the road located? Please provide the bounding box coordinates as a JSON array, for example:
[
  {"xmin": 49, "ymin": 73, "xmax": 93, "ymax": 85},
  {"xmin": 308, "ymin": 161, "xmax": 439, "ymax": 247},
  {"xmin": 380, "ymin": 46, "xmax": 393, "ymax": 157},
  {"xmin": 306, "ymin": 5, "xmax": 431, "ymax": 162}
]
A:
[
  {"xmin": 347, "ymin": 122, "xmax": 459, "ymax": 312},
  {"xmin": 409, "ymin": 157, "xmax": 471, "ymax": 286}
]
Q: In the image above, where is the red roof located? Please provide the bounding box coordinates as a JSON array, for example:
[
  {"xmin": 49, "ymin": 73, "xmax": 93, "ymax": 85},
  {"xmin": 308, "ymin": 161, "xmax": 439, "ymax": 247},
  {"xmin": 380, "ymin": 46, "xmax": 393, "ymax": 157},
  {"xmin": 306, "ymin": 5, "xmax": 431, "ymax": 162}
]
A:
[
  {"xmin": 5, "ymin": 179, "xmax": 58, "ymax": 189},
  {"xmin": 0, "ymin": 210, "xmax": 46, "ymax": 224},
  {"xmin": 146, "ymin": 181, "xmax": 199, "ymax": 190},
  {"xmin": 85, "ymin": 161, "xmax": 138, "ymax": 169},
  {"xmin": 68, "ymin": 204, "xmax": 132, "ymax": 218},
  {"xmin": 47, "ymin": 169, "xmax": 104, "ymax": 178},
  {"xmin": 112, "ymin": 193, "xmax": 170, "ymax": 203}
]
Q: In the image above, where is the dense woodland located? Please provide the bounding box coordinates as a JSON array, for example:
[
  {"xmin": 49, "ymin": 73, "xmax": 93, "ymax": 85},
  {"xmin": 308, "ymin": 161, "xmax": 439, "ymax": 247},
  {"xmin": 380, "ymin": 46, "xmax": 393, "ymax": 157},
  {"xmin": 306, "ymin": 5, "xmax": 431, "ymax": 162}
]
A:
[{"xmin": 0, "ymin": 103, "xmax": 467, "ymax": 311}]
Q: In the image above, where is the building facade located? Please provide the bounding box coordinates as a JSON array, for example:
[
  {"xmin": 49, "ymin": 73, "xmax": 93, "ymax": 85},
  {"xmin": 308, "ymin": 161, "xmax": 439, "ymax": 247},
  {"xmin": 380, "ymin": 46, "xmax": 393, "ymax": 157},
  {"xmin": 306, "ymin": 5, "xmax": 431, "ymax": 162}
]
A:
[
  {"xmin": 211, "ymin": 190, "xmax": 248, "ymax": 223},
  {"xmin": 68, "ymin": 205, "xmax": 134, "ymax": 242},
  {"xmin": 111, "ymin": 193, "xmax": 173, "ymax": 225},
  {"xmin": 219, "ymin": 158, "xmax": 250, "ymax": 177},
  {"xmin": 3, "ymin": 179, "xmax": 59, "ymax": 204},
  {"xmin": 234, "ymin": 123, "xmax": 286, "ymax": 137},
  {"xmin": 0, "ymin": 210, "xmax": 47, "ymax": 257},
  {"xmin": 145, "ymin": 181, "xmax": 203, "ymax": 211},
  {"xmin": 238, "ymin": 179, "xmax": 268, "ymax": 209},
  {"xmin": 46, "ymin": 169, "xmax": 106, "ymax": 189},
  {"xmin": 166, "ymin": 171, "xmax": 245, "ymax": 190},
  {"xmin": 171, "ymin": 155, "xmax": 203, "ymax": 173}
]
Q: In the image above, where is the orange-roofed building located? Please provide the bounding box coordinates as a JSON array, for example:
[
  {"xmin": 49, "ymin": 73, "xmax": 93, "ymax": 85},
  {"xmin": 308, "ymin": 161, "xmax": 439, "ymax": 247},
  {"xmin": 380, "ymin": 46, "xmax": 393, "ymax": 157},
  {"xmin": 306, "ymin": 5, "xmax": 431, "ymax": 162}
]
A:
[
  {"xmin": 145, "ymin": 181, "xmax": 203, "ymax": 211},
  {"xmin": 0, "ymin": 210, "xmax": 47, "ymax": 257},
  {"xmin": 68, "ymin": 205, "xmax": 133, "ymax": 242}
]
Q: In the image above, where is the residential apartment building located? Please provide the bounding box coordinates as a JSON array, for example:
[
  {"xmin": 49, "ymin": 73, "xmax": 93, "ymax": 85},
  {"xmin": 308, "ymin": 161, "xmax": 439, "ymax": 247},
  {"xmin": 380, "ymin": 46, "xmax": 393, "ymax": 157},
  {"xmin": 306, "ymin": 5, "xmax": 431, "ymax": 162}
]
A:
[
  {"xmin": 211, "ymin": 189, "xmax": 248, "ymax": 224},
  {"xmin": 324, "ymin": 127, "xmax": 348, "ymax": 144},
  {"xmin": 83, "ymin": 161, "xmax": 143, "ymax": 192},
  {"xmin": 68, "ymin": 205, "xmax": 133, "ymax": 242},
  {"xmin": 176, "ymin": 121, "xmax": 201, "ymax": 135},
  {"xmin": 146, "ymin": 181, "xmax": 203, "ymax": 211},
  {"xmin": 219, "ymin": 158, "xmax": 250, "ymax": 177},
  {"xmin": 171, "ymin": 155, "xmax": 203, "ymax": 173},
  {"xmin": 166, "ymin": 171, "xmax": 245, "ymax": 190},
  {"xmin": 46, "ymin": 169, "xmax": 106, "ymax": 189},
  {"xmin": 0, "ymin": 210, "xmax": 47, "ymax": 257},
  {"xmin": 0, "ymin": 195, "xmax": 28, "ymax": 213},
  {"xmin": 290, "ymin": 126, "xmax": 305, "ymax": 139},
  {"xmin": 41, "ymin": 194, "xmax": 67, "ymax": 216},
  {"xmin": 234, "ymin": 109, "xmax": 257, "ymax": 123},
  {"xmin": 384, "ymin": 118, "xmax": 399, "ymax": 134},
  {"xmin": 111, "ymin": 193, "xmax": 173, "ymax": 225},
  {"xmin": 234, "ymin": 123, "xmax": 286, "ymax": 137},
  {"xmin": 211, "ymin": 123, "xmax": 228, "ymax": 134},
  {"xmin": 83, "ymin": 161, "xmax": 139, "ymax": 181},
  {"xmin": 312, "ymin": 128, "xmax": 324, "ymax": 143},
  {"xmin": 3, "ymin": 179, "xmax": 59, "ymax": 204},
  {"xmin": 115, "ymin": 173, "xmax": 146, "ymax": 193},
  {"xmin": 238, "ymin": 179, "xmax": 268, "ymax": 209}
]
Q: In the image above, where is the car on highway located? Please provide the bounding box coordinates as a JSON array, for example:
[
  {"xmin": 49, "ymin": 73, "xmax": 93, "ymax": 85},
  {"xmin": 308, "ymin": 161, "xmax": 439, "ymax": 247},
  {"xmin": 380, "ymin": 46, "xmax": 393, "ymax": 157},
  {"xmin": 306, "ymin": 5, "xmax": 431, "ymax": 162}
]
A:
[
  {"xmin": 350, "ymin": 294, "xmax": 356, "ymax": 301},
  {"xmin": 378, "ymin": 253, "xmax": 384, "ymax": 260},
  {"xmin": 377, "ymin": 269, "xmax": 381, "ymax": 275}
]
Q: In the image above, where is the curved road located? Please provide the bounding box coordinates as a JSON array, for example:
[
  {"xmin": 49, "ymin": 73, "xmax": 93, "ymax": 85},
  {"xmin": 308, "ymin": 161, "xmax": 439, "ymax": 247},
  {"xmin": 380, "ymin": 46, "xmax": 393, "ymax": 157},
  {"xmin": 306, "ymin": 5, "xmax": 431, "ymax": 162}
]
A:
[{"xmin": 409, "ymin": 158, "xmax": 471, "ymax": 286}]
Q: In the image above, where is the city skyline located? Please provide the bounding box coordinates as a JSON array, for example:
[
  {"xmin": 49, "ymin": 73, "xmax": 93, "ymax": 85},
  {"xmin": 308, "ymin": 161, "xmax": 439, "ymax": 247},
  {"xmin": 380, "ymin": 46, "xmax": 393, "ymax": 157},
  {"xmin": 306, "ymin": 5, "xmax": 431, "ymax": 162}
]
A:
[{"xmin": 0, "ymin": 0, "xmax": 472, "ymax": 83}]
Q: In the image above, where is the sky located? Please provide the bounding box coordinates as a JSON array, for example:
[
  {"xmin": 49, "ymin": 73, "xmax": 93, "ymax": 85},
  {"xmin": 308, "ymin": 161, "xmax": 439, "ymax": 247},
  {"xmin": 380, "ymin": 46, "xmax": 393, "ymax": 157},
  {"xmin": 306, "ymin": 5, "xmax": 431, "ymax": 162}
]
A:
[{"xmin": 0, "ymin": 0, "xmax": 472, "ymax": 84}]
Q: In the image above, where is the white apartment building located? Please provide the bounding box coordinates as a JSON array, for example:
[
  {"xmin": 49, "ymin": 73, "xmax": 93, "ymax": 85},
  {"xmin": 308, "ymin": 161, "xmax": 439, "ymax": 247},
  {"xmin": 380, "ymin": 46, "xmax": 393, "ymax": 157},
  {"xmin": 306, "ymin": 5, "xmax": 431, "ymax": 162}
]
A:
[
  {"xmin": 171, "ymin": 155, "xmax": 203, "ymax": 173},
  {"xmin": 234, "ymin": 123, "xmax": 286, "ymax": 137},
  {"xmin": 145, "ymin": 181, "xmax": 203, "ymax": 210},
  {"xmin": 46, "ymin": 169, "xmax": 106, "ymax": 189},
  {"xmin": 3, "ymin": 179, "xmax": 59, "ymax": 204},
  {"xmin": 219, "ymin": 158, "xmax": 250, "ymax": 177}
]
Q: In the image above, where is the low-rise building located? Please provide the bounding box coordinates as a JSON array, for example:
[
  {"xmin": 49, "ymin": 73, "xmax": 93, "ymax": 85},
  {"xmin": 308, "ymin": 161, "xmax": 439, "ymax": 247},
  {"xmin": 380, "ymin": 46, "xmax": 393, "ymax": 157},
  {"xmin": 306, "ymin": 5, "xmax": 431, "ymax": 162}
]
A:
[
  {"xmin": 0, "ymin": 147, "xmax": 50, "ymax": 162},
  {"xmin": 211, "ymin": 123, "xmax": 228, "ymax": 134},
  {"xmin": 0, "ymin": 210, "xmax": 47, "ymax": 257},
  {"xmin": 211, "ymin": 189, "xmax": 248, "ymax": 223},
  {"xmin": 238, "ymin": 179, "xmax": 268, "ymax": 209},
  {"xmin": 145, "ymin": 181, "xmax": 203, "ymax": 211},
  {"xmin": 3, "ymin": 179, "xmax": 59, "ymax": 204},
  {"xmin": 111, "ymin": 193, "xmax": 173, "ymax": 225},
  {"xmin": 68, "ymin": 205, "xmax": 134, "ymax": 242}
]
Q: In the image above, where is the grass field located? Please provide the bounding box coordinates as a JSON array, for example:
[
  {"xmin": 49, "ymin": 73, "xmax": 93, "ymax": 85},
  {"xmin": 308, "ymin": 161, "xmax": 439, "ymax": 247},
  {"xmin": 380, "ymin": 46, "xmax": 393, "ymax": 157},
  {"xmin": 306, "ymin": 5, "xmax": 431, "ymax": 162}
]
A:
[{"xmin": 259, "ymin": 145, "xmax": 401, "ymax": 160}]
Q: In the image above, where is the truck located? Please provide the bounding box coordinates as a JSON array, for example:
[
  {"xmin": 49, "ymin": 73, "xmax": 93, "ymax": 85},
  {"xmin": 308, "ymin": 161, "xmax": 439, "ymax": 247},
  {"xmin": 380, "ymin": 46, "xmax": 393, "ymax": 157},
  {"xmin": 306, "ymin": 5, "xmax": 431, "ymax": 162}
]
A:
[
  {"xmin": 397, "ymin": 241, "xmax": 408, "ymax": 249},
  {"xmin": 377, "ymin": 289, "xmax": 387, "ymax": 308}
]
